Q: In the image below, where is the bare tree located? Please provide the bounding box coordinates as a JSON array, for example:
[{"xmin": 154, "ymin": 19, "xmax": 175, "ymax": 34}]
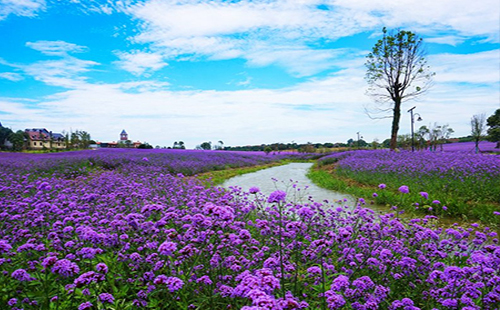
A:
[
  {"xmin": 365, "ymin": 28, "xmax": 434, "ymax": 150},
  {"xmin": 471, "ymin": 114, "xmax": 486, "ymax": 154}
]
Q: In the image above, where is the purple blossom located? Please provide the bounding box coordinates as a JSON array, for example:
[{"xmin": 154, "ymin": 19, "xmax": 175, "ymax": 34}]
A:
[
  {"xmin": 52, "ymin": 259, "xmax": 80, "ymax": 277},
  {"xmin": 419, "ymin": 192, "xmax": 429, "ymax": 199},
  {"xmin": 249, "ymin": 187, "xmax": 260, "ymax": 194},
  {"xmin": 267, "ymin": 190, "xmax": 286, "ymax": 203},
  {"xmin": 11, "ymin": 269, "xmax": 34, "ymax": 281},
  {"xmin": 154, "ymin": 275, "xmax": 184, "ymax": 292},
  {"xmin": 398, "ymin": 185, "xmax": 409, "ymax": 194},
  {"xmin": 78, "ymin": 301, "xmax": 93, "ymax": 310},
  {"xmin": 99, "ymin": 293, "xmax": 115, "ymax": 304},
  {"xmin": 158, "ymin": 241, "xmax": 177, "ymax": 256},
  {"xmin": 95, "ymin": 263, "xmax": 108, "ymax": 274}
]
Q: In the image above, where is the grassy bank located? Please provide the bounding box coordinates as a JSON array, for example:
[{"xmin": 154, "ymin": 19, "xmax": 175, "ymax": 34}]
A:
[
  {"xmin": 308, "ymin": 161, "xmax": 500, "ymax": 227},
  {"xmin": 196, "ymin": 162, "xmax": 285, "ymax": 186}
]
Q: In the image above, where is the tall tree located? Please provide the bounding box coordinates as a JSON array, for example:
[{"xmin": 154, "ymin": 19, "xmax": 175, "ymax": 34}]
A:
[
  {"xmin": 9, "ymin": 130, "xmax": 26, "ymax": 151},
  {"xmin": 486, "ymin": 109, "xmax": 500, "ymax": 148},
  {"xmin": 365, "ymin": 28, "xmax": 434, "ymax": 150},
  {"xmin": 0, "ymin": 124, "xmax": 13, "ymax": 149},
  {"xmin": 200, "ymin": 141, "xmax": 212, "ymax": 150},
  {"xmin": 470, "ymin": 114, "xmax": 486, "ymax": 153}
]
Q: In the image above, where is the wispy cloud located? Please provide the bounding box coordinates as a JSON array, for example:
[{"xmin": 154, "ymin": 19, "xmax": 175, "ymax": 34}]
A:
[
  {"xmin": 109, "ymin": 0, "xmax": 500, "ymax": 77},
  {"xmin": 429, "ymin": 50, "xmax": 500, "ymax": 84},
  {"xmin": 0, "ymin": 41, "xmax": 100, "ymax": 88},
  {"xmin": 0, "ymin": 0, "xmax": 46, "ymax": 20},
  {"xmin": 114, "ymin": 50, "xmax": 168, "ymax": 76},
  {"xmin": 0, "ymin": 72, "xmax": 23, "ymax": 81},
  {"xmin": 26, "ymin": 40, "xmax": 87, "ymax": 56}
]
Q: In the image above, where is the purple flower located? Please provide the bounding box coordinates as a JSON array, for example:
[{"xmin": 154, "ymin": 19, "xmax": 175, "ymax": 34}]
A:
[
  {"xmin": 442, "ymin": 206, "xmax": 448, "ymax": 211},
  {"xmin": 0, "ymin": 240, "xmax": 12, "ymax": 253},
  {"xmin": 74, "ymin": 271, "xmax": 103, "ymax": 287},
  {"xmin": 267, "ymin": 190, "xmax": 286, "ymax": 203},
  {"xmin": 96, "ymin": 263, "xmax": 108, "ymax": 274},
  {"xmin": 378, "ymin": 183, "xmax": 386, "ymax": 189},
  {"xmin": 99, "ymin": 293, "xmax": 115, "ymax": 304},
  {"xmin": 8, "ymin": 298, "xmax": 17, "ymax": 306},
  {"xmin": 154, "ymin": 275, "xmax": 184, "ymax": 292},
  {"xmin": 52, "ymin": 259, "xmax": 80, "ymax": 277},
  {"xmin": 432, "ymin": 200, "xmax": 440, "ymax": 204},
  {"xmin": 331, "ymin": 275, "xmax": 350, "ymax": 291},
  {"xmin": 419, "ymin": 192, "xmax": 429, "ymax": 199},
  {"xmin": 249, "ymin": 187, "xmax": 260, "ymax": 194},
  {"xmin": 306, "ymin": 266, "xmax": 321, "ymax": 275},
  {"xmin": 78, "ymin": 301, "xmax": 93, "ymax": 310},
  {"xmin": 372, "ymin": 193, "xmax": 378, "ymax": 197},
  {"xmin": 494, "ymin": 211, "xmax": 500, "ymax": 215},
  {"xmin": 11, "ymin": 269, "xmax": 34, "ymax": 281},
  {"xmin": 398, "ymin": 185, "xmax": 409, "ymax": 194},
  {"xmin": 158, "ymin": 241, "xmax": 177, "ymax": 256}
]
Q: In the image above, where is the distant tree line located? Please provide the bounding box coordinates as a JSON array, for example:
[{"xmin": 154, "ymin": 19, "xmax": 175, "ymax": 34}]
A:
[{"xmin": 0, "ymin": 123, "xmax": 94, "ymax": 152}]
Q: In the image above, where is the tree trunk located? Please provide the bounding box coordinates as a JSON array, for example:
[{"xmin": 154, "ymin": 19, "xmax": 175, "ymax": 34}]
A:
[{"xmin": 390, "ymin": 99, "xmax": 401, "ymax": 150}]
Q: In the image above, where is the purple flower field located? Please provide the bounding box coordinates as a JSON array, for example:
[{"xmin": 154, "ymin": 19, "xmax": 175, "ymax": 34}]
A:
[
  {"xmin": 1, "ymin": 149, "xmax": 500, "ymax": 309},
  {"xmin": 0, "ymin": 148, "xmax": 314, "ymax": 178},
  {"xmin": 441, "ymin": 141, "xmax": 499, "ymax": 153},
  {"xmin": 318, "ymin": 150, "xmax": 500, "ymax": 224}
]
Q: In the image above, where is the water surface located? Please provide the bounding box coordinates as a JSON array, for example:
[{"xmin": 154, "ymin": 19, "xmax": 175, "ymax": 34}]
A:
[{"xmin": 223, "ymin": 163, "xmax": 484, "ymax": 229}]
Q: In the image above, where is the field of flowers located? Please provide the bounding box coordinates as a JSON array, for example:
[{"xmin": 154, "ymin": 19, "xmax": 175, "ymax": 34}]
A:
[
  {"xmin": 441, "ymin": 141, "xmax": 498, "ymax": 153},
  {"xmin": 1, "ymin": 149, "xmax": 499, "ymax": 309},
  {"xmin": 316, "ymin": 149, "xmax": 500, "ymax": 225},
  {"xmin": 0, "ymin": 148, "xmax": 315, "ymax": 178}
]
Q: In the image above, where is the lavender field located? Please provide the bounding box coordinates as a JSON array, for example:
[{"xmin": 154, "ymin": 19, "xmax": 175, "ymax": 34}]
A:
[
  {"xmin": 1, "ymin": 149, "xmax": 499, "ymax": 309},
  {"xmin": 441, "ymin": 141, "xmax": 499, "ymax": 153},
  {"xmin": 317, "ymin": 149, "xmax": 500, "ymax": 225}
]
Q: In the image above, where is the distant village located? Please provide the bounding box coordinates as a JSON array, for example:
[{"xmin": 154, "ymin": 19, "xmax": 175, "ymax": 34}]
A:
[{"xmin": 0, "ymin": 122, "xmax": 149, "ymax": 151}]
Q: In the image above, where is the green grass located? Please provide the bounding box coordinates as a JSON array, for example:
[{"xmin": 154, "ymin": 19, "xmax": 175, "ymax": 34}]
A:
[{"xmin": 307, "ymin": 163, "xmax": 500, "ymax": 228}]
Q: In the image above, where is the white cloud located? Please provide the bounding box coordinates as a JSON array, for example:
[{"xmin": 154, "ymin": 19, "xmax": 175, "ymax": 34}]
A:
[
  {"xmin": 106, "ymin": 0, "xmax": 500, "ymax": 77},
  {"xmin": 0, "ymin": 0, "xmax": 45, "ymax": 20},
  {"xmin": 22, "ymin": 57, "xmax": 99, "ymax": 88},
  {"xmin": 429, "ymin": 50, "xmax": 500, "ymax": 84},
  {"xmin": 115, "ymin": 51, "xmax": 168, "ymax": 76},
  {"xmin": 332, "ymin": 0, "xmax": 500, "ymax": 42},
  {"xmin": 425, "ymin": 36, "xmax": 467, "ymax": 46},
  {"xmin": 26, "ymin": 40, "xmax": 87, "ymax": 56},
  {"xmin": 0, "ymin": 72, "xmax": 23, "ymax": 81}
]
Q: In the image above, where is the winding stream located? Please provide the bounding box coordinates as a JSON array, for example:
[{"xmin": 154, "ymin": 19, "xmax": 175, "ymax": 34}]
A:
[
  {"xmin": 223, "ymin": 163, "xmax": 392, "ymax": 214},
  {"xmin": 223, "ymin": 163, "xmax": 480, "ymax": 229}
]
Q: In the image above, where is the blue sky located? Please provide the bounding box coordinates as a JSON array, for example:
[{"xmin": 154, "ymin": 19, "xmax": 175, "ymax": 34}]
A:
[{"xmin": 0, "ymin": 0, "xmax": 499, "ymax": 148}]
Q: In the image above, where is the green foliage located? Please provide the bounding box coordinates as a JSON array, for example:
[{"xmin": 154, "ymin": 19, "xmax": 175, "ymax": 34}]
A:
[
  {"xmin": 471, "ymin": 114, "xmax": 486, "ymax": 153},
  {"xmin": 9, "ymin": 130, "xmax": 26, "ymax": 151},
  {"xmin": 200, "ymin": 141, "xmax": 212, "ymax": 150},
  {"xmin": 0, "ymin": 125, "xmax": 13, "ymax": 149},
  {"xmin": 137, "ymin": 143, "xmax": 153, "ymax": 149},
  {"xmin": 486, "ymin": 108, "xmax": 500, "ymax": 147},
  {"xmin": 365, "ymin": 28, "xmax": 434, "ymax": 150},
  {"xmin": 308, "ymin": 163, "xmax": 500, "ymax": 227}
]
